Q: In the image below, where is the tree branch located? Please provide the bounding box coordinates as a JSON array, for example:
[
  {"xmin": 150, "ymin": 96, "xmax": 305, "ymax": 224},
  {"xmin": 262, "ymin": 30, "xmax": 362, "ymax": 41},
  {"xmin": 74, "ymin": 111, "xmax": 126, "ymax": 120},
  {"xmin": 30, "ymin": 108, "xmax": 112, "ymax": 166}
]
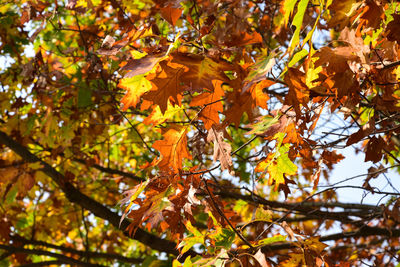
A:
[
  {"xmin": 9, "ymin": 234, "xmax": 143, "ymax": 264},
  {"xmin": 215, "ymin": 190, "xmax": 382, "ymax": 211},
  {"xmin": 19, "ymin": 261, "xmax": 64, "ymax": 267},
  {"xmin": 261, "ymin": 226, "xmax": 400, "ymax": 253},
  {"xmin": 73, "ymin": 158, "xmax": 145, "ymax": 182},
  {"xmin": 0, "ymin": 244, "xmax": 103, "ymax": 267},
  {"xmin": 0, "ymin": 131, "xmax": 197, "ymax": 259}
]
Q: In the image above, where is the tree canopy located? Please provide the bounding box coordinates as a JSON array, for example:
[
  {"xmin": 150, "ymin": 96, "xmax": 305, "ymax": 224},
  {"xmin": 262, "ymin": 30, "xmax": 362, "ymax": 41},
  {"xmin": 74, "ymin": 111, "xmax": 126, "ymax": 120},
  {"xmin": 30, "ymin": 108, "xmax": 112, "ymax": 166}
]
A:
[{"xmin": 1, "ymin": 0, "xmax": 400, "ymax": 266}]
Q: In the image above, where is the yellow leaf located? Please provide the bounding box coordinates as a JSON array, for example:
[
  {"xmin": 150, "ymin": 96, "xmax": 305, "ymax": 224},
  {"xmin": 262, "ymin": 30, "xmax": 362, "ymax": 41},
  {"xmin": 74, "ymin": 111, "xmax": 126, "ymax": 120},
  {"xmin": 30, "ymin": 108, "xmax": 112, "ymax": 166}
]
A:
[{"xmin": 119, "ymin": 75, "xmax": 152, "ymax": 110}]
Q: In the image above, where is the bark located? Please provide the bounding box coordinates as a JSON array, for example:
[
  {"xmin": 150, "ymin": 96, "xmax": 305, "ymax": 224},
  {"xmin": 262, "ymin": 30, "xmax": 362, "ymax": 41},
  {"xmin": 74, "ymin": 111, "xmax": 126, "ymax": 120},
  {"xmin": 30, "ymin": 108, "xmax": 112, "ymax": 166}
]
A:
[{"xmin": 0, "ymin": 131, "xmax": 197, "ymax": 258}]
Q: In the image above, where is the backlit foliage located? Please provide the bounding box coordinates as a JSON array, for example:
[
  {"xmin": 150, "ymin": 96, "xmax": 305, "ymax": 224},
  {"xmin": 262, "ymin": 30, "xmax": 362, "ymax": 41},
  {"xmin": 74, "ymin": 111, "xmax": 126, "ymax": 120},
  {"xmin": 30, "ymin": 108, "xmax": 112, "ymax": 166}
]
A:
[{"xmin": 1, "ymin": 0, "xmax": 400, "ymax": 266}]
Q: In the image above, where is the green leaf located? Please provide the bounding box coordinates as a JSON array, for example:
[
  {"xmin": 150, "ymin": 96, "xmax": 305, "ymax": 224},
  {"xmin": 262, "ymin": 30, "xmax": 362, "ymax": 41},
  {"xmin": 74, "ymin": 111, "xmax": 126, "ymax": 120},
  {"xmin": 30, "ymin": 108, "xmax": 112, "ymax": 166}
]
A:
[
  {"xmin": 77, "ymin": 88, "xmax": 92, "ymax": 108},
  {"xmin": 288, "ymin": 48, "xmax": 309, "ymax": 67},
  {"xmin": 254, "ymin": 206, "xmax": 273, "ymax": 222},
  {"xmin": 288, "ymin": 0, "xmax": 310, "ymax": 53},
  {"xmin": 6, "ymin": 185, "xmax": 18, "ymax": 204},
  {"xmin": 257, "ymin": 234, "xmax": 287, "ymax": 246},
  {"xmin": 178, "ymin": 221, "xmax": 204, "ymax": 255},
  {"xmin": 283, "ymin": 0, "xmax": 299, "ymax": 26},
  {"xmin": 268, "ymin": 144, "xmax": 297, "ymax": 190},
  {"xmin": 244, "ymin": 52, "xmax": 276, "ymax": 85},
  {"xmin": 247, "ymin": 115, "xmax": 279, "ymax": 135},
  {"xmin": 214, "ymin": 228, "xmax": 236, "ymax": 249},
  {"xmin": 142, "ymin": 256, "xmax": 159, "ymax": 267}
]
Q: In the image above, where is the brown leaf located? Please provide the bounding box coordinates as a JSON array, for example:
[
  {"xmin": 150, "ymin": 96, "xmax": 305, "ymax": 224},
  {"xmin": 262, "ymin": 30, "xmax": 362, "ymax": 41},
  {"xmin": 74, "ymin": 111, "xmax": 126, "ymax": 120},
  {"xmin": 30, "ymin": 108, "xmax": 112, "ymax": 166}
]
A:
[
  {"xmin": 321, "ymin": 150, "xmax": 345, "ymax": 170},
  {"xmin": 338, "ymin": 28, "xmax": 370, "ymax": 64},
  {"xmin": 254, "ymin": 249, "xmax": 270, "ymax": 267},
  {"xmin": 365, "ymin": 136, "xmax": 385, "ymax": 163},
  {"xmin": 207, "ymin": 125, "xmax": 233, "ymax": 173},
  {"xmin": 311, "ymin": 159, "xmax": 323, "ymax": 190},
  {"xmin": 315, "ymin": 47, "xmax": 356, "ymax": 74},
  {"xmin": 101, "ymin": 35, "xmax": 115, "ymax": 49},
  {"xmin": 386, "ymin": 14, "xmax": 400, "ymax": 43},
  {"xmin": 346, "ymin": 119, "xmax": 375, "ymax": 146},
  {"xmin": 122, "ymin": 54, "xmax": 165, "ymax": 78},
  {"xmin": 224, "ymin": 89, "xmax": 255, "ymax": 127},
  {"xmin": 358, "ymin": 1, "xmax": 384, "ymax": 32},
  {"xmin": 331, "ymin": 70, "xmax": 359, "ymax": 98},
  {"xmin": 281, "ymin": 221, "xmax": 295, "ymax": 241},
  {"xmin": 187, "ymin": 185, "xmax": 201, "ymax": 205},
  {"xmin": 363, "ymin": 165, "xmax": 386, "ymax": 191},
  {"xmin": 327, "ymin": 0, "xmax": 360, "ymax": 30},
  {"xmin": 97, "ymin": 35, "xmax": 127, "ymax": 56},
  {"xmin": 20, "ymin": 10, "xmax": 30, "ymax": 24},
  {"xmin": 226, "ymin": 31, "xmax": 263, "ymax": 47}
]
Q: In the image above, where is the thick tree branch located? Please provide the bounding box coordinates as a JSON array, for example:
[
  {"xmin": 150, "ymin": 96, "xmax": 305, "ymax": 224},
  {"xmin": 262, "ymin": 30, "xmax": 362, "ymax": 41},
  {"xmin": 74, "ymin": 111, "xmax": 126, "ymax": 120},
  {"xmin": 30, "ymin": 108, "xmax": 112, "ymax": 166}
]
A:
[
  {"xmin": 74, "ymin": 158, "xmax": 145, "ymax": 182},
  {"xmin": 0, "ymin": 131, "xmax": 196, "ymax": 258},
  {"xmin": 0, "ymin": 244, "xmax": 103, "ymax": 267},
  {"xmin": 19, "ymin": 260, "xmax": 64, "ymax": 267},
  {"xmin": 10, "ymin": 234, "xmax": 143, "ymax": 264}
]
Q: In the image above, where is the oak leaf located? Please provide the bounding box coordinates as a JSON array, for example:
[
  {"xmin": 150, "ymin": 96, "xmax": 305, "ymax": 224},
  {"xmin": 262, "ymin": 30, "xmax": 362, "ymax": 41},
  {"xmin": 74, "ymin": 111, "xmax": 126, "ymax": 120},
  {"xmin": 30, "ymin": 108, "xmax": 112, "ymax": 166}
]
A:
[
  {"xmin": 242, "ymin": 53, "xmax": 276, "ymax": 93},
  {"xmin": 121, "ymin": 54, "xmax": 165, "ymax": 78},
  {"xmin": 327, "ymin": 0, "xmax": 360, "ymax": 30},
  {"xmin": 314, "ymin": 47, "xmax": 355, "ymax": 74},
  {"xmin": 386, "ymin": 13, "xmax": 400, "ymax": 43},
  {"xmin": 142, "ymin": 103, "xmax": 184, "ymax": 126},
  {"xmin": 118, "ymin": 74, "xmax": 152, "ymax": 110},
  {"xmin": 97, "ymin": 35, "xmax": 130, "ymax": 56},
  {"xmin": 152, "ymin": 125, "xmax": 192, "ymax": 171},
  {"xmin": 143, "ymin": 60, "xmax": 187, "ymax": 113},
  {"xmin": 284, "ymin": 68, "xmax": 309, "ymax": 117},
  {"xmin": 160, "ymin": 3, "xmax": 182, "ymax": 26},
  {"xmin": 256, "ymin": 142, "xmax": 297, "ymax": 191},
  {"xmin": 226, "ymin": 31, "xmax": 263, "ymax": 47},
  {"xmin": 224, "ymin": 80, "xmax": 272, "ymax": 126},
  {"xmin": 190, "ymin": 80, "xmax": 224, "ymax": 130},
  {"xmin": 365, "ymin": 136, "xmax": 385, "ymax": 163},
  {"xmin": 207, "ymin": 125, "xmax": 233, "ymax": 173},
  {"xmin": 171, "ymin": 52, "xmax": 231, "ymax": 92}
]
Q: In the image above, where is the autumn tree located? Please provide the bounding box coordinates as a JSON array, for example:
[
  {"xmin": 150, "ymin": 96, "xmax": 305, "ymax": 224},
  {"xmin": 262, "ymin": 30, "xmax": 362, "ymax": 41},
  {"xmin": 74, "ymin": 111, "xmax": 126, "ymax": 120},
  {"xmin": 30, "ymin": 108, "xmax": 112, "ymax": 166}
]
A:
[{"xmin": 1, "ymin": 0, "xmax": 400, "ymax": 266}]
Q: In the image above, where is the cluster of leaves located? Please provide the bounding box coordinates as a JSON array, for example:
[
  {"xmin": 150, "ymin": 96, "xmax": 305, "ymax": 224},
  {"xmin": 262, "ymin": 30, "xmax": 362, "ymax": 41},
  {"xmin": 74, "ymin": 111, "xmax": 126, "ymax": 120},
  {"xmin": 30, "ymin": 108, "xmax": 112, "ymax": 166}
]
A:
[{"xmin": 1, "ymin": 0, "xmax": 400, "ymax": 266}]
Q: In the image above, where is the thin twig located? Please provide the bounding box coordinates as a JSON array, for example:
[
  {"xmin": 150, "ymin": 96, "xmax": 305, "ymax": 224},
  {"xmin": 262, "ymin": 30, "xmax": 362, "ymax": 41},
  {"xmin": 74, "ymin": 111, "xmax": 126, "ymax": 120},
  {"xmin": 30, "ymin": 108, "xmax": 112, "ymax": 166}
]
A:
[{"xmin": 202, "ymin": 178, "xmax": 255, "ymax": 250}]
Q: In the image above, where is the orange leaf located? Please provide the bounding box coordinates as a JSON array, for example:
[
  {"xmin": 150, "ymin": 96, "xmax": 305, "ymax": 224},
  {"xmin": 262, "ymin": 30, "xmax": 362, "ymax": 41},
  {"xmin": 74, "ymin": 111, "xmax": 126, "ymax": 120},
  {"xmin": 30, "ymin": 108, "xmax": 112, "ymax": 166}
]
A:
[
  {"xmin": 226, "ymin": 31, "xmax": 263, "ymax": 47},
  {"xmin": 161, "ymin": 4, "xmax": 182, "ymax": 26},
  {"xmin": 152, "ymin": 126, "xmax": 192, "ymax": 171},
  {"xmin": 284, "ymin": 68, "xmax": 309, "ymax": 117},
  {"xmin": 251, "ymin": 80, "xmax": 273, "ymax": 109},
  {"xmin": 143, "ymin": 61, "xmax": 187, "ymax": 113},
  {"xmin": 171, "ymin": 52, "xmax": 231, "ymax": 92},
  {"xmin": 190, "ymin": 80, "xmax": 224, "ymax": 130},
  {"xmin": 225, "ymin": 80, "xmax": 272, "ymax": 126}
]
